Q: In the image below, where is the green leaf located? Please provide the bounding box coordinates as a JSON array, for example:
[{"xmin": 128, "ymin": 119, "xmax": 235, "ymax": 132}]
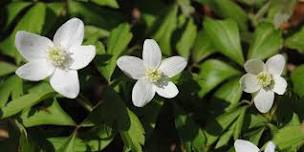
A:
[
  {"xmin": 57, "ymin": 132, "xmax": 77, "ymax": 152},
  {"xmin": 291, "ymin": 65, "xmax": 304, "ymax": 97},
  {"xmin": 0, "ymin": 3, "xmax": 46, "ymax": 63},
  {"xmin": 21, "ymin": 98, "xmax": 75, "ymax": 127},
  {"xmin": 196, "ymin": 59, "xmax": 240, "ymax": 97},
  {"xmin": 0, "ymin": 83, "xmax": 54, "ymax": 119},
  {"xmin": 0, "ymin": 76, "xmax": 23, "ymax": 108},
  {"xmin": 176, "ymin": 19, "xmax": 197, "ymax": 58},
  {"xmin": 248, "ymin": 22, "xmax": 283, "ymax": 60},
  {"xmin": 208, "ymin": 0, "xmax": 248, "ymax": 31},
  {"xmin": 214, "ymin": 77, "xmax": 243, "ymax": 109},
  {"xmin": 273, "ymin": 125, "xmax": 304, "ymax": 150},
  {"xmin": 286, "ymin": 26, "xmax": 304, "ymax": 53},
  {"xmin": 267, "ymin": 0, "xmax": 297, "ymax": 28},
  {"xmin": 233, "ymin": 106, "xmax": 247, "ymax": 139},
  {"xmin": 90, "ymin": 0, "xmax": 119, "ymax": 8},
  {"xmin": 204, "ymin": 19, "xmax": 244, "ymax": 65},
  {"xmin": 192, "ymin": 30, "xmax": 214, "ymax": 62},
  {"xmin": 3, "ymin": 2, "xmax": 32, "ymax": 30},
  {"xmin": 153, "ymin": 5, "xmax": 178, "ymax": 55},
  {"xmin": 120, "ymin": 109, "xmax": 145, "ymax": 152},
  {"xmin": 97, "ymin": 23, "xmax": 133, "ymax": 81},
  {"xmin": 0, "ymin": 61, "xmax": 17, "ymax": 77}
]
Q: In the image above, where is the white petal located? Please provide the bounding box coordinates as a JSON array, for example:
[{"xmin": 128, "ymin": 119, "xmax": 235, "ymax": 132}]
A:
[
  {"xmin": 244, "ymin": 59, "xmax": 265, "ymax": 74},
  {"xmin": 16, "ymin": 59, "xmax": 54, "ymax": 81},
  {"xmin": 272, "ymin": 76, "xmax": 287, "ymax": 95},
  {"xmin": 132, "ymin": 79, "xmax": 155, "ymax": 107},
  {"xmin": 53, "ymin": 18, "xmax": 84, "ymax": 49},
  {"xmin": 50, "ymin": 69, "xmax": 79, "ymax": 98},
  {"xmin": 234, "ymin": 139, "xmax": 260, "ymax": 152},
  {"xmin": 159, "ymin": 56, "xmax": 187, "ymax": 77},
  {"xmin": 143, "ymin": 39, "xmax": 162, "ymax": 68},
  {"xmin": 15, "ymin": 31, "xmax": 52, "ymax": 61},
  {"xmin": 117, "ymin": 56, "xmax": 145, "ymax": 80},
  {"xmin": 253, "ymin": 89, "xmax": 274, "ymax": 113},
  {"xmin": 265, "ymin": 141, "xmax": 276, "ymax": 152},
  {"xmin": 155, "ymin": 81, "xmax": 179, "ymax": 98},
  {"xmin": 266, "ymin": 54, "xmax": 285, "ymax": 75},
  {"xmin": 69, "ymin": 45, "xmax": 96, "ymax": 70},
  {"xmin": 240, "ymin": 73, "xmax": 261, "ymax": 93}
]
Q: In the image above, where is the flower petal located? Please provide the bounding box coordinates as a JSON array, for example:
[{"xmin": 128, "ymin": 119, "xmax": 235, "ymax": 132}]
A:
[
  {"xmin": 265, "ymin": 141, "xmax": 276, "ymax": 152},
  {"xmin": 15, "ymin": 31, "xmax": 52, "ymax": 61},
  {"xmin": 53, "ymin": 18, "xmax": 84, "ymax": 49},
  {"xmin": 272, "ymin": 76, "xmax": 287, "ymax": 95},
  {"xmin": 16, "ymin": 59, "xmax": 54, "ymax": 81},
  {"xmin": 244, "ymin": 59, "xmax": 265, "ymax": 74},
  {"xmin": 266, "ymin": 54, "xmax": 285, "ymax": 75},
  {"xmin": 155, "ymin": 81, "xmax": 179, "ymax": 98},
  {"xmin": 253, "ymin": 89, "xmax": 274, "ymax": 113},
  {"xmin": 159, "ymin": 56, "xmax": 187, "ymax": 77},
  {"xmin": 240, "ymin": 73, "xmax": 261, "ymax": 93},
  {"xmin": 117, "ymin": 56, "xmax": 145, "ymax": 79},
  {"xmin": 143, "ymin": 39, "xmax": 162, "ymax": 68},
  {"xmin": 50, "ymin": 69, "xmax": 79, "ymax": 98},
  {"xmin": 69, "ymin": 45, "xmax": 96, "ymax": 70},
  {"xmin": 234, "ymin": 139, "xmax": 260, "ymax": 152},
  {"xmin": 132, "ymin": 79, "xmax": 155, "ymax": 107}
]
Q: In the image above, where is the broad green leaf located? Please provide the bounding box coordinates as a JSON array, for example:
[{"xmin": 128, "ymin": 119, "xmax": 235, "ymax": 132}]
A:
[
  {"xmin": 246, "ymin": 128, "xmax": 265, "ymax": 145},
  {"xmin": 248, "ymin": 22, "xmax": 283, "ymax": 60},
  {"xmin": 0, "ymin": 83, "xmax": 54, "ymax": 119},
  {"xmin": 204, "ymin": 107, "xmax": 243, "ymax": 145},
  {"xmin": 0, "ymin": 76, "xmax": 23, "ymax": 108},
  {"xmin": 176, "ymin": 19, "xmax": 197, "ymax": 58},
  {"xmin": 21, "ymin": 99, "xmax": 75, "ymax": 127},
  {"xmin": 91, "ymin": 0, "xmax": 119, "ymax": 8},
  {"xmin": 84, "ymin": 25, "xmax": 109, "ymax": 43},
  {"xmin": 204, "ymin": 19, "xmax": 244, "ymax": 65},
  {"xmin": 0, "ymin": 61, "xmax": 17, "ymax": 77},
  {"xmin": 97, "ymin": 23, "xmax": 133, "ymax": 81},
  {"xmin": 286, "ymin": 26, "xmax": 304, "ymax": 53},
  {"xmin": 273, "ymin": 125, "xmax": 304, "ymax": 150},
  {"xmin": 174, "ymin": 105, "xmax": 206, "ymax": 152},
  {"xmin": 233, "ymin": 106, "xmax": 247, "ymax": 139},
  {"xmin": 0, "ymin": 3, "xmax": 46, "ymax": 63},
  {"xmin": 291, "ymin": 65, "xmax": 304, "ymax": 97},
  {"xmin": 120, "ymin": 109, "xmax": 145, "ymax": 152},
  {"xmin": 196, "ymin": 59, "xmax": 240, "ymax": 97},
  {"xmin": 214, "ymin": 77, "xmax": 242, "ymax": 109},
  {"xmin": 208, "ymin": 0, "xmax": 248, "ymax": 31},
  {"xmin": 57, "ymin": 133, "xmax": 77, "ymax": 152},
  {"xmin": 215, "ymin": 125, "xmax": 234, "ymax": 148},
  {"xmin": 153, "ymin": 5, "xmax": 178, "ymax": 55},
  {"xmin": 192, "ymin": 30, "xmax": 214, "ymax": 62},
  {"xmin": 4, "ymin": 2, "xmax": 32, "ymax": 30}
]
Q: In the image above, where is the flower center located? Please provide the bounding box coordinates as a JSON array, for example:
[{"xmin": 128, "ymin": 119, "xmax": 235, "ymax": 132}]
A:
[
  {"xmin": 257, "ymin": 72, "xmax": 273, "ymax": 88},
  {"xmin": 145, "ymin": 68, "xmax": 162, "ymax": 82},
  {"xmin": 48, "ymin": 47, "xmax": 70, "ymax": 68}
]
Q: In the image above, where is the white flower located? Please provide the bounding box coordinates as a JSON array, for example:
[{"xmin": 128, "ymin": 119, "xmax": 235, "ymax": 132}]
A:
[
  {"xmin": 240, "ymin": 54, "xmax": 287, "ymax": 113},
  {"xmin": 234, "ymin": 139, "xmax": 275, "ymax": 152},
  {"xmin": 15, "ymin": 18, "xmax": 96, "ymax": 98},
  {"xmin": 117, "ymin": 39, "xmax": 187, "ymax": 107}
]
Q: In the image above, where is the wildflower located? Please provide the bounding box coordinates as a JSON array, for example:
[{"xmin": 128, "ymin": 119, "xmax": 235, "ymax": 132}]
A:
[
  {"xmin": 117, "ymin": 39, "xmax": 187, "ymax": 107},
  {"xmin": 240, "ymin": 54, "xmax": 287, "ymax": 113},
  {"xmin": 15, "ymin": 18, "xmax": 96, "ymax": 98},
  {"xmin": 234, "ymin": 139, "xmax": 275, "ymax": 152}
]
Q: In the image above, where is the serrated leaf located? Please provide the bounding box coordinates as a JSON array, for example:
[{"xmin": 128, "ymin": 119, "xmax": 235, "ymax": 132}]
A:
[
  {"xmin": 196, "ymin": 59, "xmax": 240, "ymax": 97},
  {"xmin": 21, "ymin": 98, "xmax": 75, "ymax": 127},
  {"xmin": 0, "ymin": 76, "xmax": 23, "ymax": 108},
  {"xmin": 248, "ymin": 22, "xmax": 283, "ymax": 60},
  {"xmin": 286, "ymin": 26, "xmax": 304, "ymax": 53},
  {"xmin": 204, "ymin": 19, "xmax": 244, "ymax": 65},
  {"xmin": 273, "ymin": 125, "xmax": 304, "ymax": 150},
  {"xmin": 153, "ymin": 5, "xmax": 178, "ymax": 55},
  {"xmin": 192, "ymin": 30, "xmax": 215, "ymax": 62},
  {"xmin": 0, "ymin": 83, "xmax": 54, "ymax": 119},
  {"xmin": 3, "ymin": 2, "xmax": 32, "ymax": 30},
  {"xmin": 0, "ymin": 3, "xmax": 46, "ymax": 63},
  {"xmin": 176, "ymin": 19, "xmax": 197, "ymax": 58},
  {"xmin": 97, "ymin": 23, "xmax": 133, "ymax": 81},
  {"xmin": 57, "ymin": 133, "xmax": 77, "ymax": 152}
]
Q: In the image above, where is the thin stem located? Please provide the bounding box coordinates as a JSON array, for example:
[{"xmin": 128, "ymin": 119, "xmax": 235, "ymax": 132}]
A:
[{"xmin": 76, "ymin": 95, "xmax": 93, "ymax": 112}]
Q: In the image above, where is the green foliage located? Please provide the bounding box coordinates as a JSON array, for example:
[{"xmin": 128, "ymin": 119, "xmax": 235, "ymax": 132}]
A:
[{"xmin": 1, "ymin": 0, "xmax": 304, "ymax": 151}]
